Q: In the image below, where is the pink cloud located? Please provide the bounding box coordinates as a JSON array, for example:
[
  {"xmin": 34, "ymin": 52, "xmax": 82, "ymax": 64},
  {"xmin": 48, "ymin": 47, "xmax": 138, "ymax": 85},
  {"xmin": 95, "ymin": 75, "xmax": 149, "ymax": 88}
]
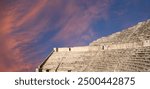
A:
[
  {"xmin": 0, "ymin": 0, "xmax": 49, "ymax": 71},
  {"xmin": 16, "ymin": 0, "xmax": 48, "ymax": 27},
  {"xmin": 52, "ymin": 0, "xmax": 111, "ymax": 46}
]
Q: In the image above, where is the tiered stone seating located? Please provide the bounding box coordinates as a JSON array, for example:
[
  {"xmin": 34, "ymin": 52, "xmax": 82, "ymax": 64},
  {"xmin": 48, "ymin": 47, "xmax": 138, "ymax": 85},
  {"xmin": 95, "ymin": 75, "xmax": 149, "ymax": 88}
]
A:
[
  {"xmin": 40, "ymin": 46, "xmax": 150, "ymax": 72},
  {"xmin": 42, "ymin": 51, "xmax": 94, "ymax": 72},
  {"xmin": 118, "ymin": 47, "xmax": 150, "ymax": 72},
  {"xmin": 83, "ymin": 49, "xmax": 133, "ymax": 72}
]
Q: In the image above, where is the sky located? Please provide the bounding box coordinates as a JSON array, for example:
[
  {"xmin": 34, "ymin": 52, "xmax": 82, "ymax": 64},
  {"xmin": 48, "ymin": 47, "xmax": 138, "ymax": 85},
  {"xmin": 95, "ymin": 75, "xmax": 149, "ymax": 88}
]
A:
[{"xmin": 0, "ymin": 0, "xmax": 150, "ymax": 72}]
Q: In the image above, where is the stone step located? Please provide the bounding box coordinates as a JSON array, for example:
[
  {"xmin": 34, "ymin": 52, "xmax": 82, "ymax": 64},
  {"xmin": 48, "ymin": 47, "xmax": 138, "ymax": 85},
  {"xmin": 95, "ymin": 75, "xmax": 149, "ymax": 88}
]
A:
[
  {"xmin": 121, "ymin": 63, "xmax": 150, "ymax": 71},
  {"xmin": 119, "ymin": 65, "xmax": 143, "ymax": 72}
]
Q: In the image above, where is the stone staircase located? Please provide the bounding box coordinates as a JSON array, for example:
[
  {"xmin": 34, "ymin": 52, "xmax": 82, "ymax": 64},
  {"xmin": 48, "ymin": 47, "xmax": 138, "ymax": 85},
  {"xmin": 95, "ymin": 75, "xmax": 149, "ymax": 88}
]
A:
[
  {"xmin": 118, "ymin": 46, "xmax": 150, "ymax": 72},
  {"xmin": 40, "ymin": 46, "xmax": 150, "ymax": 72},
  {"xmin": 42, "ymin": 51, "xmax": 94, "ymax": 72}
]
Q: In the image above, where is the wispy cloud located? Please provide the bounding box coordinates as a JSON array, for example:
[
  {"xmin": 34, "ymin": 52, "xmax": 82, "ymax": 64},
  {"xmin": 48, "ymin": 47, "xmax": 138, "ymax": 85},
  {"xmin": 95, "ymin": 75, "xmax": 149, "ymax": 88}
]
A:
[
  {"xmin": 52, "ymin": 0, "xmax": 111, "ymax": 46},
  {"xmin": 16, "ymin": 0, "xmax": 48, "ymax": 27},
  {"xmin": 0, "ymin": 0, "xmax": 49, "ymax": 71}
]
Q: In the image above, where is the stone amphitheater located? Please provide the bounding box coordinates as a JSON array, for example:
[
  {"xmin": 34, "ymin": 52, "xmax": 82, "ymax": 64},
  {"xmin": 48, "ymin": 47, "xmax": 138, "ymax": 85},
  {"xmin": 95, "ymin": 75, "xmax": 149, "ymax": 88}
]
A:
[{"xmin": 36, "ymin": 19, "xmax": 150, "ymax": 72}]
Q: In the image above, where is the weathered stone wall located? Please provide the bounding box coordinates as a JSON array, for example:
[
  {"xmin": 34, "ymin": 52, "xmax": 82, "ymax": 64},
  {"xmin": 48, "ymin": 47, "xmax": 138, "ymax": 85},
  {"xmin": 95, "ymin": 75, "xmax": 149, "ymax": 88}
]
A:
[
  {"xmin": 53, "ymin": 46, "xmax": 99, "ymax": 52},
  {"xmin": 71, "ymin": 46, "xmax": 89, "ymax": 51},
  {"xmin": 53, "ymin": 47, "xmax": 70, "ymax": 52},
  {"xmin": 53, "ymin": 40, "xmax": 150, "ymax": 52},
  {"xmin": 106, "ymin": 42, "xmax": 142, "ymax": 50}
]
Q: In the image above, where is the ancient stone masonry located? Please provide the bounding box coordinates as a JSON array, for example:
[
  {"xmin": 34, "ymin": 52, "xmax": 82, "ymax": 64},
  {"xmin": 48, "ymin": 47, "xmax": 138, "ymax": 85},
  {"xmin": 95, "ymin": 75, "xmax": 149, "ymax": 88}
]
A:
[
  {"xmin": 36, "ymin": 19, "xmax": 150, "ymax": 72},
  {"xmin": 52, "ymin": 40, "xmax": 150, "ymax": 52}
]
